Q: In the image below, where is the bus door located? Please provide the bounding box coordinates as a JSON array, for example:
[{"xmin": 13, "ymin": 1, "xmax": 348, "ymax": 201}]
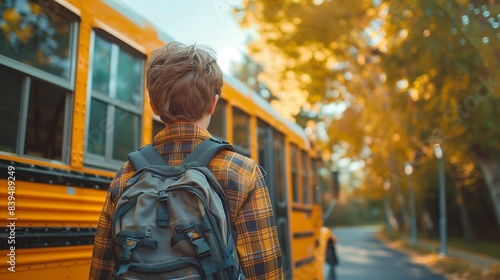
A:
[{"xmin": 257, "ymin": 121, "xmax": 292, "ymax": 278}]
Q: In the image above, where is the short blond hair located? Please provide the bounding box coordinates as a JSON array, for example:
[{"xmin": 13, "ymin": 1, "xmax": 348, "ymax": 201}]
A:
[{"xmin": 146, "ymin": 42, "xmax": 223, "ymax": 124}]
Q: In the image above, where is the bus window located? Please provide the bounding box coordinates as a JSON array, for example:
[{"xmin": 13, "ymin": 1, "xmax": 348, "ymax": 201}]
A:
[
  {"xmin": 86, "ymin": 33, "xmax": 144, "ymax": 167},
  {"xmin": 257, "ymin": 120, "xmax": 275, "ymax": 201},
  {"xmin": 0, "ymin": 67, "xmax": 23, "ymax": 153},
  {"xmin": 0, "ymin": 1, "xmax": 77, "ymax": 161},
  {"xmin": 257, "ymin": 119, "xmax": 291, "ymax": 275},
  {"xmin": 302, "ymin": 150, "xmax": 310, "ymax": 205},
  {"xmin": 257, "ymin": 121, "xmax": 272, "ymax": 185},
  {"xmin": 24, "ymin": 79, "xmax": 68, "ymax": 160},
  {"xmin": 312, "ymin": 159, "xmax": 321, "ymax": 204},
  {"xmin": 208, "ymin": 99, "xmax": 227, "ymax": 139},
  {"xmin": 291, "ymin": 144, "xmax": 300, "ymax": 203},
  {"xmin": 0, "ymin": 0, "xmax": 75, "ymax": 80},
  {"xmin": 273, "ymin": 132, "xmax": 286, "ymax": 205},
  {"xmin": 257, "ymin": 119, "xmax": 287, "ymax": 206},
  {"xmin": 232, "ymin": 106, "xmax": 250, "ymax": 157}
]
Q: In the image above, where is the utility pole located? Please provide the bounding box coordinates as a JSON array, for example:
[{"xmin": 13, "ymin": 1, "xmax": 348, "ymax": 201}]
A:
[
  {"xmin": 434, "ymin": 144, "xmax": 447, "ymax": 256},
  {"xmin": 404, "ymin": 162, "xmax": 417, "ymax": 246}
]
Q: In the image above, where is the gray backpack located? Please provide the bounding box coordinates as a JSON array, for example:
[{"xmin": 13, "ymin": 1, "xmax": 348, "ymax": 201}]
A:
[{"xmin": 112, "ymin": 138, "xmax": 245, "ymax": 280}]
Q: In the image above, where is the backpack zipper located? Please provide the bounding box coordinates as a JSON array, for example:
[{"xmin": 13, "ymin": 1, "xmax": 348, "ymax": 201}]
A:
[{"xmin": 129, "ymin": 257, "xmax": 204, "ymax": 275}]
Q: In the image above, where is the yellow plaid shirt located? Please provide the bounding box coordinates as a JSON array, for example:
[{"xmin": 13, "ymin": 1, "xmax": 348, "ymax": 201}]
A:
[{"xmin": 89, "ymin": 124, "xmax": 283, "ymax": 279}]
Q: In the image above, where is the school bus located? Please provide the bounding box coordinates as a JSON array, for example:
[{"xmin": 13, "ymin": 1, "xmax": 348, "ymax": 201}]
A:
[{"xmin": 0, "ymin": 0, "xmax": 336, "ymax": 279}]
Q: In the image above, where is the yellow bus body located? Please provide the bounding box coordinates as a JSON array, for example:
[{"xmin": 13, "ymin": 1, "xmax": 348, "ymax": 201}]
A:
[{"xmin": 0, "ymin": 0, "xmax": 334, "ymax": 279}]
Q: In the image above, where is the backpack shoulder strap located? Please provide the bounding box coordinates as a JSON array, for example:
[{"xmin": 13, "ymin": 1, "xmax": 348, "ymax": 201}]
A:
[
  {"xmin": 127, "ymin": 144, "xmax": 166, "ymax": 170},
  {"xmin": 183, "ymin": 137, "xmax": 235, "ymax": 167}
]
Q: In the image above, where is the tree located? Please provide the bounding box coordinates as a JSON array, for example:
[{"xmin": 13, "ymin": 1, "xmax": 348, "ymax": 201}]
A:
[
  {"xmin": 239, "ymin": 0, "xmax": 500, "ymax": 230},
  {"xmin": 381, "ymin": 0, "xmax": 500, "ymax": 229}
]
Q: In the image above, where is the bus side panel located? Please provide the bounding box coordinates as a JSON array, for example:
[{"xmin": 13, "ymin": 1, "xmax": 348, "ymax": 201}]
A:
[
  {"xmin": 0, "ymin": 245, "xmax": 93, "ymax": 278},
  {"xmin": 0, "ymin": 180, "xmax": 106, "ymax": 227},
  {"xmin": 0, "ymin": 180, "xmax": 105, "ymax": 275},
  {"xmin": 290, "ymin": 205, "xmax": 327, "ymax": 280}
]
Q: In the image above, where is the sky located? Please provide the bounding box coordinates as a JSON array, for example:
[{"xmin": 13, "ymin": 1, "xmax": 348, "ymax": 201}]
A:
[{"xmin": 120, "ymin": 0, "xmax": 247, "ymax": 71}]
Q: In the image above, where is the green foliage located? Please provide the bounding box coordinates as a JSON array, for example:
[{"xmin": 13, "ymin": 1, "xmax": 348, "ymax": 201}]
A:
[{"xmin": 326, "ymin": 197, "xmax": 384, "ymax": 227}]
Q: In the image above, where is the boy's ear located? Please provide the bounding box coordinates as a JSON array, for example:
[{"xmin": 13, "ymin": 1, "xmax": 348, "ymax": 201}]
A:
[
  {"xmin": 208, "ymin": 94, "xmax": 219, "ymax": 115},
  {"xmin": 150, "ymin": 100, "xmax": 160, "ymax": 116}
]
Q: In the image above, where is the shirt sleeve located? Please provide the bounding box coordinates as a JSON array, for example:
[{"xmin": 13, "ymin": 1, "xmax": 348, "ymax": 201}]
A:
[
  {"xmin": 89, "ymin": 189, "xmax": 115, "ymax": 280},
  {"xmin": 89, "ymin": 163, "xmax": 134, "ymax": 279},
  {"xmin": 234, "ymin": 164, "xmax": 284, "ymax": 279}
]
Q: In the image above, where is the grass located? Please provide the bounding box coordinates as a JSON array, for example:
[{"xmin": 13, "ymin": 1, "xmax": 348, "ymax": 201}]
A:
[
  {"xmin": 432, "ymin": 257, "xmax": 493, "ymax": 280},
  {"xmin": 384, "ymin": 230, "xmax": 500, "ymax": 259},
  {"xmin": 401, "ymin": 243, "xmax": 497, "ymax": 280},
  {"xmin": 447, "ymin": 238, "xmax": 500, "ymax": 259},
  {"xmin": 378, "ymin": 230, "xmax": 500, "ymax": 280}
]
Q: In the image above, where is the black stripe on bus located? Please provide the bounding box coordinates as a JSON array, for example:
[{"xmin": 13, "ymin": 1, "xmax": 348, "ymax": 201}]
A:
[
  {"xmin": 295, "ymin": 256, "xmax": 315, "ymax": 268},
  {"xmin": 0, "ymin": 227, "xmax": 96, "ymax": 249},
  {"xmin": 293, "ymin": 231, "xmax": 314, "ymax": 238},
  {"xmin": 0, "ymin": 159, "xmax": 112, "ymax": 190},
  {"xmin": 291, "ymin": 206, "xmax": 312, "ymax": 213}
]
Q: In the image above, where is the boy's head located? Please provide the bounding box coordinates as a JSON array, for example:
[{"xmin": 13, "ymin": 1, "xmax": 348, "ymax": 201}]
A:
[{"xmin": 146, "ymin": 42, "xmax": 223, "ymax": 124}]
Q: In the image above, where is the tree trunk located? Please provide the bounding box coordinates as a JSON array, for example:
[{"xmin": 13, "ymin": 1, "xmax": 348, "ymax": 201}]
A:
[
  {"xmin": 394, "ymin": 184, "xmax": 410, "ymax": 232},
  {"xmin": 388, "ymin": 156, "xmax": 410, "ymax": 232},
  {"xmin": 384, "ymin": 191, "xmax": 399, "ymax": 234},
  {"xmin": 456, "ymin": 183, "xmax": 474, "ymax": 243},
  {"xmin": 421, "ymin": 208, "xmax": 434, "ymax": 238},
  {"xmin": 473, "ymin": 150, "xmax": 500, "ymax": 230}
]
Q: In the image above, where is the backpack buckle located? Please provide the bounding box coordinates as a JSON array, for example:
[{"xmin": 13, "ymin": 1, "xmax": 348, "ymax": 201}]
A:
[
  {"xmin": 187, "ymin": 230, "xmax": 217, "ymax": 276},
  {"xmin": 119, "ymin": 237, "xmax": 140, "ymax": 262},
  {"xmin": 188, "ymin": 231, "xmax": 211, "ymax": 259}
]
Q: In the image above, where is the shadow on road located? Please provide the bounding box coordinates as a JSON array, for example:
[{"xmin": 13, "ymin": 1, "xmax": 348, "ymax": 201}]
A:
[{"xmin": 328, "ymin": 226, "xmax": 445, "ymax": 280}]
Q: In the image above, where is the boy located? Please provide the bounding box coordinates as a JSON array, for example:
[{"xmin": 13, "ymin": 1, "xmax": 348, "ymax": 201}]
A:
[{"xmin": 89, "ymin": 42, "xmax": 283, "ymax": 279}]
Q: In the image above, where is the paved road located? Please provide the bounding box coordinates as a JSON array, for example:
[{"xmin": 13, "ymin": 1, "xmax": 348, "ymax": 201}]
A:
[{"xmin": 326, "ymin": 226, "xmax": 445, "ymax": 280}]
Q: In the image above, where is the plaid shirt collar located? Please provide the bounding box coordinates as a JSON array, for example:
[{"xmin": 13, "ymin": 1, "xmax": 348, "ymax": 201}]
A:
[{"xmin": 153, "ymin": 123, "xmax": 212, "ymax": 149}]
